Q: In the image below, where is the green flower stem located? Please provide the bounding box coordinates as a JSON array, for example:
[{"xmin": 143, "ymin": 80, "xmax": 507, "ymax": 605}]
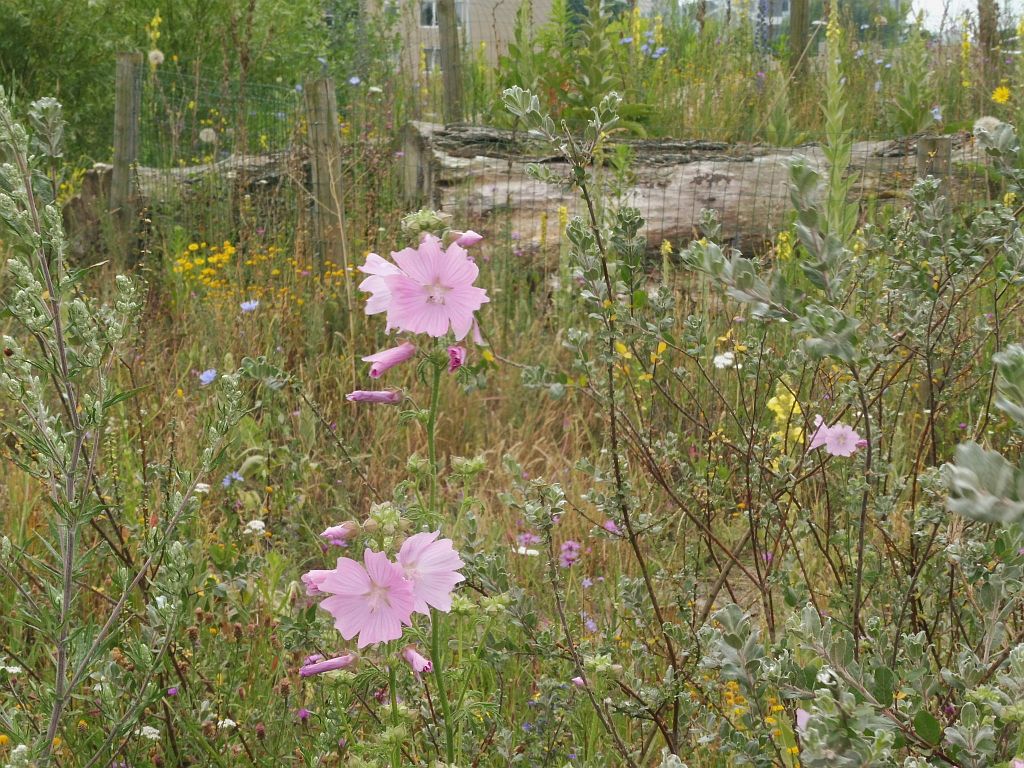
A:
[
  {"xmin": 426, "ymin": 358, "xmax": 443, "ymax": 513},
  {"xmin": 424, "ymin": 356, "xmax": 455, "ymax": 763},
  {"xmin": 431, "ymin": 609, "xmax": 456, "ymax": 764},
  {"xmin": 388, "ymin": 662, "xmax": 401, "ymax": 768}
]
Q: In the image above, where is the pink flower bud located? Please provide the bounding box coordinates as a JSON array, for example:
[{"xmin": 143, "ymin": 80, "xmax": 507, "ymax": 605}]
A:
[
  {"xmin": 299, "ymin": 653, "xmax": 358, "ymax": 677},
  {"xmin": 454, "ymin": 230, "xmax": 483, "ymax": 247},
  {"xmin": 447, "ymin": 346, "xmax": 466, "ymax": 373},
  {"xmin": 571, "ymin": 676, "xmax": 585, "ymax": 687},
  {"xmin": 321, "ymin": 521, "xmax": 359, "ymax": 546},
  {"xmin": 401, "ymin": 645, "xmax": 433, "ymax": 677},
  {"xmin": 346, "ymin": 390, "xmax": 403, "ymax": 405},
  {"xmin": 362, "ymin": 342, "xmax": 416, "ymax": 378}
]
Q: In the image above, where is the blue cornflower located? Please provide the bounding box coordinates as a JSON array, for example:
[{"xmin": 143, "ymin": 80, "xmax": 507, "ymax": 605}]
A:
[
  {"xmin": 222, "ymin": 471, "xmax": 244, "ymax": 488},
  {"xmin": 619, "ymin": 36, "xmax": 633, "ymax": 44},
  {"xmin": 240, "ymin": 299, "xmax": 259, "ymax": 313},
  {"xmin": 199, "ymin": 369, "xmax": 217, "ymax": 386},
  {"xmin": 348, "ymin": 75, "xmax": 361, "ymax": 86}
]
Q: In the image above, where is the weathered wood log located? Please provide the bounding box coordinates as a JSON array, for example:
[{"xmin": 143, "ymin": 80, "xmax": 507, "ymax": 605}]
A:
[
  {"xmin": 402, "ymin": 122, "xmax": 993, "ymax": 253},
  {"xmin": 134, "ymin": 150, "xmax": 300, "ymax": 198}
]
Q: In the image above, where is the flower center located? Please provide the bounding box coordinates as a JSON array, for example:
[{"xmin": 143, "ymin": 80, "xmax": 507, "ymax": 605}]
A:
[
  {"xmin": 425, "ymin": 281, "xmax": 449, "ymax": 305},
  {"xmin": 365, "ymin": 580, "xmax": 392, "ymax": 611}
]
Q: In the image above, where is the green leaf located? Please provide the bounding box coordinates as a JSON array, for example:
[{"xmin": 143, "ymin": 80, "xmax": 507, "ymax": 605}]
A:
[
  {"xmin": 872, "ymin": 666, "xmax": 895, "ymax": 707},
  {"xmin": 913, "ymin": 711, "xmax": 942, "ymax": 745}
]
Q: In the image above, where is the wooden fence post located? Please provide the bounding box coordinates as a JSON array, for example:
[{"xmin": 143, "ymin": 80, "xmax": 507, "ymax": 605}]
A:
[
  {"xmin": 110, "ymin": 52, "xmax": 142, "ymax": 229},
  {"xmin": 437, "ymin": 0, "xmax": 464, "ymax": 124},
  {"xmin": 304, "ymin": 77, "xmax": 346, "ymax": 275},
  {"xmin": 789, "ymin": 0, "xmax": 810, "ymax": 77},
  {"xmin": 916, "ymin": 135, "xmax": 952, "ymax": 180}
]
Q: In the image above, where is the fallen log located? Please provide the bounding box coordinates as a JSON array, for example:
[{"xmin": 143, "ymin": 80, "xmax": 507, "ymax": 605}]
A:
[{"xmin": 401, "ymin": 122, "xmax": 994, "ymax": 253}]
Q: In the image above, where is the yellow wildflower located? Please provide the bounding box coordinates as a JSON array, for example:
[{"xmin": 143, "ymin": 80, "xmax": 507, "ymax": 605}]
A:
[{"xmin": 992, "ymin": 86, "xmax": 1011, "ymax": 105}]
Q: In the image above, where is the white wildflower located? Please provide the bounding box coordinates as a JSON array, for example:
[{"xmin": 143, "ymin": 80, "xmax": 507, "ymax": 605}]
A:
[
  {"xmin": 244, "ymin": 519, "xmax": 266, "ymax": 535},
  {"xmin": 199, "ymin": 127, "xmax": 217, "ymax": 144},
  {"xmin": 139, "ymin": 725, "xmax": 161, "ymax": 741},
  {"xmin": 712, "ymin": 351, "xmax": 735, "ymax": 369}
]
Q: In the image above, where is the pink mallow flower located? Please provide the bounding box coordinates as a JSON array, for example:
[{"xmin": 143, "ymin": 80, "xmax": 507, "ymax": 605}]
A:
[
  {"xmin": 401, "ymin": 645, "xmax": 433, "ymax": 677},
  {"xmin": 321, "ymin": 521, "xmax": 359, "ymax": 547},
  {"xmin": 299, "ymin": 653, "xmax": 358, "ymax": 677},
  {"xmin": 383, "ymin": 236, "xmax": 489, "ymax": 341},
  {"xmin": 316, "ymin": 550, "xmax": 416, "ymax": 648},
  {"xmin": 454, "ymin": 230, "xmax": 483, "ymax": 247},
  {"xmin": 447, "ymin": 346, "xmax": 466, "ymax": 372},
  {"xmin": 363, "ymin": 342, "xmax": 416, "ymax": 378},
  {"xmin": 397, "ymin": 530, "xmax": 465, "ymax": 614},
  {"xmin": 346, "ymin": 390, "xmax": 403, "ymax": 405},
  {"xmin": 809, "ymin": 415, "xmax": 864, "ymax": 457}
]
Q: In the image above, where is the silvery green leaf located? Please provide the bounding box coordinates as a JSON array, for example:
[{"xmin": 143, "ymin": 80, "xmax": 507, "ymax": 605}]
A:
[{"xmin": 943, "ymin": 442, "xmax": 1024, "ymax": 524}]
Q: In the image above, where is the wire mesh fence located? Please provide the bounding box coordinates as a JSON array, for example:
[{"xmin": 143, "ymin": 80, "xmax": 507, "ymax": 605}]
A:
[{"xmin": 128, "ymin": 54, "xmax": 1002, "ymax": 272}]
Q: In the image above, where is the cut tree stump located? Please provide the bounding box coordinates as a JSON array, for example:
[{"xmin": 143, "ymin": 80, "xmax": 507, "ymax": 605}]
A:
[{"xmin": 401, "ymin": 122, "xmax": 993, "ymax": 253}]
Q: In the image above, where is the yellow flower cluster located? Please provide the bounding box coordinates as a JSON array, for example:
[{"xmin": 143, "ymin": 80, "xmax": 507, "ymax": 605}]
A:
[
  {"xmin": 173, "ymin": 240, "xmax": 240, "ymax": 292},
  {"xmin": 774, "ymin": 230, "xmax": 794, "ymax": 262},
  {"xmin": 172, "ymin": 239, "xmax": 358, "ymax": 309},
  {"xmin": 767, "ymin": 381, "xmax": 804, "ymax": 447}
]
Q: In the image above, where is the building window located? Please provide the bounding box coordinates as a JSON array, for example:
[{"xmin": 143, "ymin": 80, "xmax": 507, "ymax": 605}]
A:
[
  {"xmin": 423, "ymin": 47, "xmax": 442, "ymax": 72},
  {"xmin": 419, "ymin": 0, "xmax": 464, "ymax": 27}
]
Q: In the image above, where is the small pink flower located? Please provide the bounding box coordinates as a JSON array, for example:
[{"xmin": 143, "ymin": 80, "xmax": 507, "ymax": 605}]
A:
[
  {"xmin": 397, "ymin": 531, "xmax": 465, "ymax": 614},
  {"xmin": 823, "ymin": 423, "xmax": 862, "ymax": 457},
  {"xmin": 571, "ymin": 676, "xmax": 585, "ymax": 687},
  {"xmin": 602, "ymin": 519, "xmax": 621, "ymax": 535},
  {"xmin": 317, "ymin": 550, "xmax": 416, "ymax": 648},
  {"xmin": 299, "ymin": 653, "xmax": 358, "ymax": 677},
  {"xmin": 1011, "ymin": 760, "xmax": 1024, "ymax": 768},
  {"xmin": 808, "ymin": 416, "xmax": 863, "ymax": 457},
  {"xmin": 559, "ymin": 540, "xmax": 581, "ymax": 568},
  {"xmin": 346, "ymin": 390, "xmax": 403, "ymax": 405},
  {"xmin": 454, "ymin": 230, "xmax": 483, "ymax": 247},
  {"xmin": 363, "ymin": 342, "xmax": 416, "ymax": 378},
  {"xmin": 321, "ymin": 522, "xmax": 359, "ymax": 547},
  {"xmin": 447, "ymin": 346, "xmax": 466, "ymax": 372},
  {"xmin": 383, "ymin": 236, "xmax": 489, "ymax": 341},
  {"xmin": 401, "ymin": 645, "xmax": 433, "ymax": 677},
  {"xmin": 302, "ymin": 569, "xmax": 332, "ymax": 596}
]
